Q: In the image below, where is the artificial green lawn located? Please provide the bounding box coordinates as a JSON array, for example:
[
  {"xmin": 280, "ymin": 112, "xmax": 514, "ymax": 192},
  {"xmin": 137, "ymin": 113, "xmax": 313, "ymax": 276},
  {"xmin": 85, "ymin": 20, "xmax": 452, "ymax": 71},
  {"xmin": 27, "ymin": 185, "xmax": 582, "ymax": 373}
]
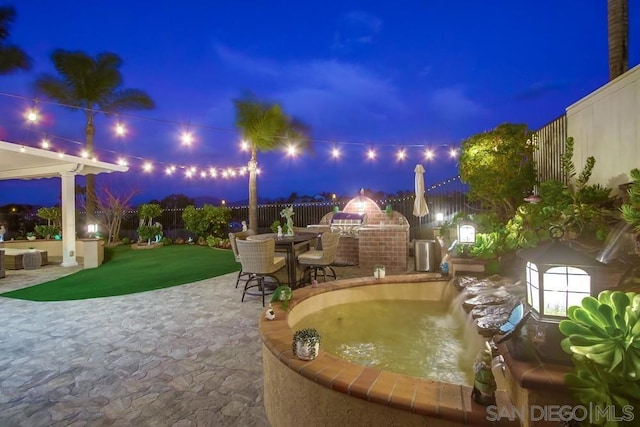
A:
[{"xmin": 1, "ymin": 244, "xmax": 238, "ymax": 301}]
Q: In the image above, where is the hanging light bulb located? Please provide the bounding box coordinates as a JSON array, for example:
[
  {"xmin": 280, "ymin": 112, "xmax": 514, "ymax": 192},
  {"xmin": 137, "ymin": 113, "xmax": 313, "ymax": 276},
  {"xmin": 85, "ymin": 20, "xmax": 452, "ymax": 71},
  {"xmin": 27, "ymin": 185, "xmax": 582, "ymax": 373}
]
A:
[
  {"xmin": 286, "ymin": 144, "xmax": 297, "ymax": 157},
  {"xmin": 331, "ymin": 147, "xmax": 341, "ymax": 159},
  {"xmin": 424, "ymin": 149, "xmax": 434, "ymax": 160},
  {"xmin": 240, "ymin": 140, "xmax": 250, "ymax": 151},
  {"xmin": 396, "ymin": 148, "xmax": 406, "ymax": 161},
  {"xmin": 449, "ymin": 148, "xmax": 458, "ymax": 158},
  {"xmin": 367, "ymin": 148, "xmax": 376, "ymax": 160},
  {"xmin": 181, "ymin": 131, "xmax": 194, "ymax": 146},
  {"xmin": 114, "ymin": 122, "xmax": 127, "ymax": 137},
  {"xmin": 25, "ymin": 108, "xmax": 39, "ymax": 123},
  {"xmin": 142, "ymin": 162, "xmax": 153, "ymax": 172},
  {"xmin": 40, "ymin": 138, "xmax": 50, "ymax": 149}
]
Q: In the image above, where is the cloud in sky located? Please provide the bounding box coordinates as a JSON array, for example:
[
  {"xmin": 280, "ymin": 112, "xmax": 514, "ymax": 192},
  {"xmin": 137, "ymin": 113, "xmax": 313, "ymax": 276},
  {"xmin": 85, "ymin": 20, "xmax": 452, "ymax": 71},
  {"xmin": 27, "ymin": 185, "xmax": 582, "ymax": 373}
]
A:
[
  {"xmin": 427, "ymin": 86, "xmax": 486, "ymax": 122},
  {"xmin": 333, "ymin": 11, "xmax": 382, "ymax": 51},
  {"xmin": 213, "ymin": 44, "xmax": 406, "ymax": 140},
  {"xmin": 509, "ymin": 81, "xmax": 571, "ymax": 101}
]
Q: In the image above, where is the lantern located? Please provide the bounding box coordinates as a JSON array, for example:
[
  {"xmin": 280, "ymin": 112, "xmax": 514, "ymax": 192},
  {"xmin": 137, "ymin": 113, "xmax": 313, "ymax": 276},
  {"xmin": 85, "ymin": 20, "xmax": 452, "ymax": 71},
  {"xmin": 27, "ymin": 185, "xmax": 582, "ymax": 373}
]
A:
[
  {"xmin": 519, "ymin": 228, "xmax": 605, "ymax": 323},
  {"xmin": 87, "ymin": 224, "xmax": 98, "ymax": 237},
  {"xmin": 456, "ymin": 219, "xmax": 477, "ymax": 245}
]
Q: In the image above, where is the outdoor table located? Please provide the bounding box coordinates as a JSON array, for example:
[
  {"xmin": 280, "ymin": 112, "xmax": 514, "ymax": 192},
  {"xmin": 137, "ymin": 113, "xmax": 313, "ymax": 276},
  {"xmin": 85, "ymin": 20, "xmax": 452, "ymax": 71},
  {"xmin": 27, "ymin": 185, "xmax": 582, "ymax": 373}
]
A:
[{"xmin": 247, "ymin": 232, "xmax": 319, "ymax": 288}]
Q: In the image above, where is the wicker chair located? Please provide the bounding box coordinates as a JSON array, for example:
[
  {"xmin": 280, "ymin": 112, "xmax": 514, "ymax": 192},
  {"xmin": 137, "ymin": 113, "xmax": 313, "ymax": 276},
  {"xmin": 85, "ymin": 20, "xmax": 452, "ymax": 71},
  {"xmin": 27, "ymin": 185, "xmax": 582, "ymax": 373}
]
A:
[
  {"xmin": 236, "ymin": 238, "xmax": 286, "ymax": 306},
  {"xmin": 297, "ymin": 232, "xmax": 341, "ymax": 283},
  {"xmin": 229, "ymin": 229, "xmax": 256, "ymax": 288}
]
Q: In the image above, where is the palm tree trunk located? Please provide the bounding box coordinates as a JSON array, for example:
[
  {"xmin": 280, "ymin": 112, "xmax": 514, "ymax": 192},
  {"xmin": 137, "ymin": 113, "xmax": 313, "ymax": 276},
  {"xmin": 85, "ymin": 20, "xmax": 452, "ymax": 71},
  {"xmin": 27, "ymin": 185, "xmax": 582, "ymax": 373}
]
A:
[
  {"xmin": 608, "ymin": 0, "xmax": 628, "ymax": 80},
  {"xmin": 248, "ymin": 149, "xmax": 258, "ymax": 233},
  {"xmin": 85, "ymin": 111, "xmax": 96, "ymax": 226}
]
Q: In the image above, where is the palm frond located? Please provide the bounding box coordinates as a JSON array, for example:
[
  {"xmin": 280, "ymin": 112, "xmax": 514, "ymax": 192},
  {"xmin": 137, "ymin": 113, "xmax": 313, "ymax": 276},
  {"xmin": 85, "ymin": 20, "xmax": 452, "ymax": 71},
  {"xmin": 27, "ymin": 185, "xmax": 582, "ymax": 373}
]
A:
[
  {"xmin": 101, "ymin": 89, "xmax": 155, "ymax": 113},
  {"xmin": 0, "ymin": 45, "xmax": 31, "ymax": 74}
]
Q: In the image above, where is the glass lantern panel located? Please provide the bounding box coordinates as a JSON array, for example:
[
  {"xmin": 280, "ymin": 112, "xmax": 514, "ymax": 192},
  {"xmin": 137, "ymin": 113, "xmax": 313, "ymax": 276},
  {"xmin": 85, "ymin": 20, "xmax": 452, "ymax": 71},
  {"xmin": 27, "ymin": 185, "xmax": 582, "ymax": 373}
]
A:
[
  {"xmin": 526, "ymin": 262, "xmax": 540, "ymax": 312},
  {"xmin": 458, "ymin": 225, "xmax": 476, "ymax": 244},
  {"xmin": 567, "ymin": 291, "xmax": 591, "ymax": 312},
  {"xmin": 543, "ymin": 289, "xmax": 568, "ymax": 317},
  {"xmin": 542, "ymin": 268, "xmax": 568, "ymax": 291}
]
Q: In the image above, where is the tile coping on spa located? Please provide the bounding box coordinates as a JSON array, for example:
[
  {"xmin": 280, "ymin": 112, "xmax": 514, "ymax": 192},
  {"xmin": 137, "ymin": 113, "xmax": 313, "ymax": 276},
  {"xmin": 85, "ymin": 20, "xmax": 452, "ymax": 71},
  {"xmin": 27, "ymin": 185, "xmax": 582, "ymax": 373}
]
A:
[{"xmin": 259, "ymin": 273, "xmax": 520, "ymax": 426}]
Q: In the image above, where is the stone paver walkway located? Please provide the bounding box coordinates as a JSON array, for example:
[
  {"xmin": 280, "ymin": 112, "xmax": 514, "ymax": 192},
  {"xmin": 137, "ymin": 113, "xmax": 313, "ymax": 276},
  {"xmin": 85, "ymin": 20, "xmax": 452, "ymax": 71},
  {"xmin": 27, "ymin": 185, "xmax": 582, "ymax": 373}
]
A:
[
  {"xmin": 0, "ymin": 265, "xmax": 271, "ymax": 426},
  {"xmin": 0, "ymin": 259, "xmax": 419, "ymax": 426}
]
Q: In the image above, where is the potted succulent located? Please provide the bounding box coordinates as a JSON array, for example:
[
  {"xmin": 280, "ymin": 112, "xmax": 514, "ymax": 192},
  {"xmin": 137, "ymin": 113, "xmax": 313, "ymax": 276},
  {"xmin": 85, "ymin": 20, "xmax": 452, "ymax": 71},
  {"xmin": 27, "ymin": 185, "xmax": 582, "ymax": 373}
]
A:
[
  {"xmin": 292, "ymin": 328, "xmax": 321, "ymax": 361},
  {"xmin": 26, "ymin": 232, "xmax": 36, "ymax": 241},
  {"xmin": 374, "ymin": 265, "xmax": 386, "ymax": 279},
  {"xmin": 271, "ymin": 285, "xmax": 292, "ymax": 311}
]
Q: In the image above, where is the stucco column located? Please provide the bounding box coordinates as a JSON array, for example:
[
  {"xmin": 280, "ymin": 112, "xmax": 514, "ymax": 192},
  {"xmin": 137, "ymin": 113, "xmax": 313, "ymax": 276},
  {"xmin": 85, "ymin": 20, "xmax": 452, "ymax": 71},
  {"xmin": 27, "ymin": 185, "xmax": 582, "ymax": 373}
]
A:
[{"xmin": 60, "ymin": 171, "xmax": 79, "ymax": 267}]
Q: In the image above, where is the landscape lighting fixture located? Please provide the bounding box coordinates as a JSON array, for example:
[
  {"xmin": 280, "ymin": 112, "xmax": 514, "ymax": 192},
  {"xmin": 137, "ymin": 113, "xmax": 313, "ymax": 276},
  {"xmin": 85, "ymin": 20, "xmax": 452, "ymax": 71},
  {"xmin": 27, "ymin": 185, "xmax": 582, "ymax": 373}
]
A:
[
  {"xmin": 456, "ymin": 219, "xmax": 477, "ymax": 245},
  {"xmin": 519, "ymin": 227, "xmax": 605, "ymax": 323}
]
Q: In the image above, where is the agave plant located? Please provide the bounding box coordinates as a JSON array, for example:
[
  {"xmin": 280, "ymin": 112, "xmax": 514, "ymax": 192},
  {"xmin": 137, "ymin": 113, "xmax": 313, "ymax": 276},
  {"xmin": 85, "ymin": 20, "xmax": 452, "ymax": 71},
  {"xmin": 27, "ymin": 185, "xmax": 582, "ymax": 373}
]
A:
[{"xmin": 560, "ymin": 290, "xmax": 640, "ymax": 425}]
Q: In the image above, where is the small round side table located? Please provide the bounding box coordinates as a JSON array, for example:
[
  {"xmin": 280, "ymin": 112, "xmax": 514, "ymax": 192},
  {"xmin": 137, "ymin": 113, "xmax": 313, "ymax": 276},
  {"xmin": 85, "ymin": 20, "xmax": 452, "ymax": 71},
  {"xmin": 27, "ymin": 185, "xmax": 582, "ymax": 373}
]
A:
[{"xmin": 23, "ymin": 251, "xmax": 42, "ymax": 270}]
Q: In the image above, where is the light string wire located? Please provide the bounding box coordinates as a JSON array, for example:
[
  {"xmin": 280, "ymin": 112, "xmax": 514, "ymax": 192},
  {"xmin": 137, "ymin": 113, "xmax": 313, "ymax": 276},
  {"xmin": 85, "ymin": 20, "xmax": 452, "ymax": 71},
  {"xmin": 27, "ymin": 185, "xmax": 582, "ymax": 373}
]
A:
[{"xmin": 0, "ymin": 90, "xmax": 461, "ymax": 178}]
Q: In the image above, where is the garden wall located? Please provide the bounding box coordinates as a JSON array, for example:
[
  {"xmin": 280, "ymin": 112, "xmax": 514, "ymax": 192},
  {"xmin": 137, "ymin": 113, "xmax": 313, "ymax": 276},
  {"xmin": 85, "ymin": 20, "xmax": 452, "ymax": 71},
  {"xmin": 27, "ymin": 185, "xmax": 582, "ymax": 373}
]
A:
[{"xmin": 567, "ymin": 64, "xmax": 640, "ymax": 195}]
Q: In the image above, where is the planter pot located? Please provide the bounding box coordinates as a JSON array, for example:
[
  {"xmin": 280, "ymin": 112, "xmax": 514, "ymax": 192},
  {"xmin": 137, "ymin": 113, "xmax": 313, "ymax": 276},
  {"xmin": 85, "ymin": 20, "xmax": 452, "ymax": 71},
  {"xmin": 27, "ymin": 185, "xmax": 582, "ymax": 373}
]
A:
[
  {"xmin": 27, "ymin": 236, "xmax": 36, "ymax": 241},
  {"xmin": 295, "ymin": 340, "xmax": 320, "ymax": 361},
  {"xmin": 374, "ymin": 268, "xmax": 386, "ymax": 279}
]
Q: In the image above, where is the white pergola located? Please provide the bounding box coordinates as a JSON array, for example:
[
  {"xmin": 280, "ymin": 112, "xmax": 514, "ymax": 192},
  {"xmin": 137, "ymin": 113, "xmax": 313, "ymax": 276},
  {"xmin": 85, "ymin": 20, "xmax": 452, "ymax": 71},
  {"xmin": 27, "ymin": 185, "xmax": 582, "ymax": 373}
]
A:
[{"xmin": 0, "ymin": 140, "xmax": 128, "ymax": 267}]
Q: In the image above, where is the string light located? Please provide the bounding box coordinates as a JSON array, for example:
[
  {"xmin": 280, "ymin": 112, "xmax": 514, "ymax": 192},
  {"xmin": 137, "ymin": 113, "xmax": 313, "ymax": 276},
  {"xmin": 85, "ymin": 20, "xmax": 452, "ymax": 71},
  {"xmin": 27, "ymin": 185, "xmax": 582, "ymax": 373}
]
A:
[
  {"xmin": 25, "ymin": 108, "xmax": 39, "ymax": 123},
  {"xmin": 366, "ymin": 148, "xmax": 376, "ymax": 160},
  {"xmin": 424, "ymin": 149, "xmax": 434, "ymax": 160},
  {"xmin": 1, "ymin": 91, "xmax": 463, "ymax": 185},
  {"xmin": 114, "ymin": 122, "xmax": 127, "ymax": 137},
  {"xmin": 180, "ymin": 131, "xmax": 194, "ymax": 146}
]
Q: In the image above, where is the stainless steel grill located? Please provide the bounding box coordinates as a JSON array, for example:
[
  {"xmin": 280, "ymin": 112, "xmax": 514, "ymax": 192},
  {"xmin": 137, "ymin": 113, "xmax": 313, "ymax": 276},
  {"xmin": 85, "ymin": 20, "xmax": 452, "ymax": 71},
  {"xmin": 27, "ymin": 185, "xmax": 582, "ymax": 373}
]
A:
[{"xmin": 330, "ymin": 212, "xmax": 366, "ymax": 236}]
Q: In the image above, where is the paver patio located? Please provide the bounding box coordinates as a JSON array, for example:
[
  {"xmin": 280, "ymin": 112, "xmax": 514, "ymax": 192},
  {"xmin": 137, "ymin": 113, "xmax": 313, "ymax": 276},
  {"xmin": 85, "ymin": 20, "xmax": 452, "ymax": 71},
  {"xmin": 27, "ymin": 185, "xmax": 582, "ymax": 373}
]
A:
[{"xmin": 0, "ymin": 260, "xmax": 396, "ymax": 426}]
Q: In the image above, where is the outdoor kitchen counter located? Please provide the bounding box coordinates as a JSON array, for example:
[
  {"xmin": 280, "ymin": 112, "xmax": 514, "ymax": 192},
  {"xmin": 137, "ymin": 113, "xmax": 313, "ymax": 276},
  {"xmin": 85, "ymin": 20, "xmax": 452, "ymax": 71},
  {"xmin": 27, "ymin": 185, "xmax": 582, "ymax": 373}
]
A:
[{"xmin": 358, "ymin": 225, "xmax": 410, "ymax": 274}]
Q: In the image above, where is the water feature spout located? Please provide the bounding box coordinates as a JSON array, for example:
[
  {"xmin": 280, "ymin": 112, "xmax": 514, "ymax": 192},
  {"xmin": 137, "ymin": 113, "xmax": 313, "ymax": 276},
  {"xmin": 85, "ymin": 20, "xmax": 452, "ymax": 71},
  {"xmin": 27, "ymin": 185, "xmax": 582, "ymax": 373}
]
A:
[{"xmin": 596, "ymin": 222, "xmax": 634, "ymax": 263}]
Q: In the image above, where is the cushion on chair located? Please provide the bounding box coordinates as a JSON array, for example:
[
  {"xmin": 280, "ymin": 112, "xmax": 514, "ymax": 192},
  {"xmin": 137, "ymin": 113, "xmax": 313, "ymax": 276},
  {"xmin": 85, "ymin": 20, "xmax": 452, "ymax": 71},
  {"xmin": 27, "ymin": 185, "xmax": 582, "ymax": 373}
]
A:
[
  {"xmin": 273, "ymin": 256, "xmax": 286, "ymax": 270},
  {"xmin": 298, "ymin": 250, "xmax": 324, "ymax": 263}
]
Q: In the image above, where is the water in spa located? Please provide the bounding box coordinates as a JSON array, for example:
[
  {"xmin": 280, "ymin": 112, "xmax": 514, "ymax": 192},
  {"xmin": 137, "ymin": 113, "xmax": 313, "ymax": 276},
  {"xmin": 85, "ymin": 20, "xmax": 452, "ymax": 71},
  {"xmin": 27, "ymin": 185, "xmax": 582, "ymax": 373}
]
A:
[{"xmin": 294, "ymin": 299, "xmax": 478, "ymax": 385}]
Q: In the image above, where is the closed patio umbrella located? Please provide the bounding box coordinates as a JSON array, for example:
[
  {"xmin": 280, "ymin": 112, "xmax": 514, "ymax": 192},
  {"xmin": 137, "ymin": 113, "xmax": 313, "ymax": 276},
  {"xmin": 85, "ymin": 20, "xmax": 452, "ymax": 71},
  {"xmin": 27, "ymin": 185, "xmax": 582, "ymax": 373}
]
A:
[{"xmin": 413, "ymin": 164, "xmax": 429, "ymax": 218}]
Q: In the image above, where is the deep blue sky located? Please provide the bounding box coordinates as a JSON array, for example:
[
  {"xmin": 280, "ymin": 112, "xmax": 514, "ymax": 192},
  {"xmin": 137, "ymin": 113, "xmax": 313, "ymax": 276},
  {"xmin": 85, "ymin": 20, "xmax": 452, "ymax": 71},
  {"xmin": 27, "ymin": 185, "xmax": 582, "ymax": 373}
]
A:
[{"xmin": 0, "ymin": 1, "xmax": 638, "ymax": 206}]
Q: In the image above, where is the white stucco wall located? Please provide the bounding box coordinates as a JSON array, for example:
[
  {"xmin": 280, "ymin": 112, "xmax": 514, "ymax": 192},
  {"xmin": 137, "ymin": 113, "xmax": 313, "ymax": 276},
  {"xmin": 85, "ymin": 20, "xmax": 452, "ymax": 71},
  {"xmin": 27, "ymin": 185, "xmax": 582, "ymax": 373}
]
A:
[{"xmin": 567, "ymin": 64, "xmax": 640, "ymax": 195}]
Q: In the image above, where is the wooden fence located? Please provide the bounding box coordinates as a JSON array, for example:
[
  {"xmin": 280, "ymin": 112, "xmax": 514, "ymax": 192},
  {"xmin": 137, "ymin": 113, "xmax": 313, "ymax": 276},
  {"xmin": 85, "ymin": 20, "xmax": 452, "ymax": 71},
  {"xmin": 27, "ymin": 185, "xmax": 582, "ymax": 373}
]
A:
[{"xmin": 534, "ymin": 113, "xmax": 567, "ymax": 184}]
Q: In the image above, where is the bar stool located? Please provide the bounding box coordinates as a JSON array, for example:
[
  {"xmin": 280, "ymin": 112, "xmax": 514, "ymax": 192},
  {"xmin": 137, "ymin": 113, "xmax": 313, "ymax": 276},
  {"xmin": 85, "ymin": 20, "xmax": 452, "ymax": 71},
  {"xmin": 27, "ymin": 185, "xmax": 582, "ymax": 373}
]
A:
[
  {"xmin": 236, "ymin": 238, "xmax": 286, "ymax": 306},
  {"xmin": 297, "ymin": 232, "xmax": 340, "ymax": 283}
]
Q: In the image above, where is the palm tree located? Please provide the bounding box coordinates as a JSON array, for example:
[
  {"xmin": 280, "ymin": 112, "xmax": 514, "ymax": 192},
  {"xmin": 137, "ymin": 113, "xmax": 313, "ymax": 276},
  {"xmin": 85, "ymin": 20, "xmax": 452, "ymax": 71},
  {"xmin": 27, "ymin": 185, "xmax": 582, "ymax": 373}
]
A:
[
  {"xmin": 34, "ymin": 50, "xmax": 154, "ymax": 222},
  {"xmin": 234, "ymin": 94, "xmax": 309, "ymax": 232},
  {"xmin": 0, "ymin": 5, "xmax": 31, "ymax": 75},
  {"xmin": 608, "ymin": 0, "xmax": 628, "ymax": 80}
]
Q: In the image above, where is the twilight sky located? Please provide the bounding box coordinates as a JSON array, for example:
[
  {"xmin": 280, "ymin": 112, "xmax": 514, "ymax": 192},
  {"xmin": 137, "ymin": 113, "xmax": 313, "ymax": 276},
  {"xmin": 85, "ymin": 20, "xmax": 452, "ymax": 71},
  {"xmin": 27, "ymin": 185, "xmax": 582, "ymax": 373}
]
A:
[{"xmin": 0, "ymin": 1, "xmax": 638, "ymax": 206}]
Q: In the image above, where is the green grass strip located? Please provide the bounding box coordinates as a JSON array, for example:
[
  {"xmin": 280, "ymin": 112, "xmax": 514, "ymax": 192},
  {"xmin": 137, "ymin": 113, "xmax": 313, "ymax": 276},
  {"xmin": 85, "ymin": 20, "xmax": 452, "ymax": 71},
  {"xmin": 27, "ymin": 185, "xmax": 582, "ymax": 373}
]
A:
[{"xmin": 1, "ymin": 244, "xmax": 238, "ymax": 301}]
